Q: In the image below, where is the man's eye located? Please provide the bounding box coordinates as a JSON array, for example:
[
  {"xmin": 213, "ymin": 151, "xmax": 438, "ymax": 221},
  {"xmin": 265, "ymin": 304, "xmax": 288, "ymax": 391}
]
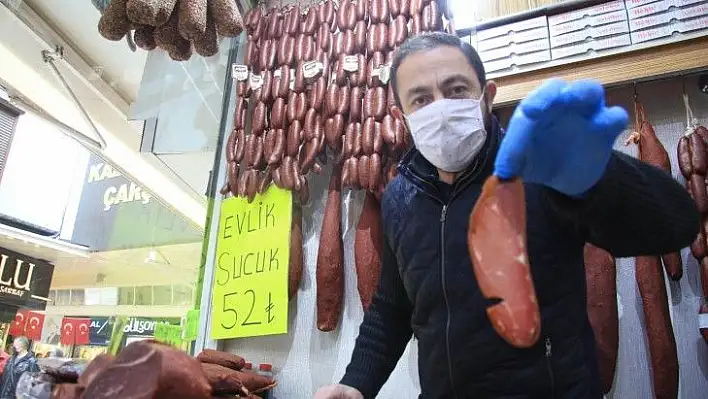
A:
[
  {"xmin": 451, "ymin": 86, "xmax": 468, "ymax": 96},
  {"xmin": 412, "ymin": 97, "xmax": 429, "ymax": 106}
]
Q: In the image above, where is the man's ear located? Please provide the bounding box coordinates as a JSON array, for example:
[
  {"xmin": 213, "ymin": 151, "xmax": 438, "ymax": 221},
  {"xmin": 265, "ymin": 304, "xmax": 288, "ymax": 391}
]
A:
[{"xmin": 485, "ymin": 80, "xmax": 497, "ymax": 111}]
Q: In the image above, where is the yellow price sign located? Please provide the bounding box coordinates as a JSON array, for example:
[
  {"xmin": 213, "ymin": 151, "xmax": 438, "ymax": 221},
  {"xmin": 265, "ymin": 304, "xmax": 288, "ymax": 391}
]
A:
[{"xmin": 210, "ymin": 186, "xmax": 292, "ymax": 339}]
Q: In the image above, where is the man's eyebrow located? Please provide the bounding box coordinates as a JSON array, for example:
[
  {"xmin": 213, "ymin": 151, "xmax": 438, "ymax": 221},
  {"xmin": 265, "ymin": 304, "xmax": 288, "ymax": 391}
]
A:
[
  {"xmin": 440, "ymin": 74, "xmax": 477, "ymax": 89},
  {"xmin": 405, "ymin": 86, "xmax": 430, "ymax": 99}
]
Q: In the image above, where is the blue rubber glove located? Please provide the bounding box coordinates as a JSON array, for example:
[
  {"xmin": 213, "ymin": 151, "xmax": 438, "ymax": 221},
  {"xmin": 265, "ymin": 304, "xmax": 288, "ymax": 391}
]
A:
[{"xmin": 494, "ymin": 79, "xmax": 629, "ymax": 197}]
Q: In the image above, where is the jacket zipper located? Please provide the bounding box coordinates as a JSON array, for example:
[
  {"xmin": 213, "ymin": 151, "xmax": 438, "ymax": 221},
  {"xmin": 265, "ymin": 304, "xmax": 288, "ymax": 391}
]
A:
[
  {"xmin": 545, "ymin": 337, "xmax": 555, "ymax": 398},
  {"xmin": 439, "ymin": 205, "xmax": 458, "ymax": 398}
]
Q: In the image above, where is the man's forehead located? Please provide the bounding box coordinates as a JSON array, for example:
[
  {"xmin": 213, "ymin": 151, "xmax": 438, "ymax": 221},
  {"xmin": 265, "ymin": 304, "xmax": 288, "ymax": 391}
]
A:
[{"xmin": 396, "ymin": 46, "xmax": 481, "ymax": 89}]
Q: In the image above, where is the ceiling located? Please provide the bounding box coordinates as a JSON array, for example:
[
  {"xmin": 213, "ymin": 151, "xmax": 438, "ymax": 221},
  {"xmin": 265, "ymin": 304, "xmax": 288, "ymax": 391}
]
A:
[{"xmin": 24, "ymin": 0, "xmax": 147, "ymax": 103}]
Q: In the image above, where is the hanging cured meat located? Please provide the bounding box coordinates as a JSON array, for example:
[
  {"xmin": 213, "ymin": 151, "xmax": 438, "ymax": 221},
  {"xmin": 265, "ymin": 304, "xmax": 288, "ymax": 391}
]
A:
[
  {"xmin": 355, "ymin": 192, "xmax": 383, "ymax": 311},
  {"xmin": 583, "ymin": 243, "xmax": 618, "ymax": 395}
]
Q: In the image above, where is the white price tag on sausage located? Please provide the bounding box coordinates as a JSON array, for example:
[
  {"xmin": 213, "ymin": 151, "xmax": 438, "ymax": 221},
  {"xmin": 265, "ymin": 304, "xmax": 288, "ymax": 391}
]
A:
[
  {"xmin": 342, "ymin": 55, "xmax": 359, "ymax": 72},
  {"xmin": 249, "ymin": 74, "xmax": 263, "ymax": 90},
  {"xmin": 303, "ymin": 61, "xmax": 323, "ymax": 79},
  {"xmin": 274, "ymin": 69, "xmax": 281, "ymax": 78},
  {"xmin": 289, "ymin": 69, "xmax": 296, "ymax": 91},
  {"xmin": 232, "ymin": 64, "xmax": 249, "ymax": 81},
  {"xmin": 378, "ymin": 64, "xmax": 391, "ymax": 84}
]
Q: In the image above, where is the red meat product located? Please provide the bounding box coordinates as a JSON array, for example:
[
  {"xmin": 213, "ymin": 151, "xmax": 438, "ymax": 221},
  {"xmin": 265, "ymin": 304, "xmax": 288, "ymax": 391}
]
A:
[
  {"xmin": 467, "ymin": 177, "xmax": 540, "ymax": 348},
  {"xmin": 583, "ymin": 244, "xmax": 618, "ymax": 395},
  {"xmin": 635, "ymin": 255, "xmax": 679, "ymax": 399},
  {"xmin": 196, "ymin": 349, "xmax": 245, "ymax": 371},
  {"xmin": 317, "ymin": 167, "xmax": 344, "ymax": 332},
  {"xmin": 626, "ymin": 99, "xmax": 683, "ymax": 280},
  {"xmin": 290, "ymin": 204, "xmax": 304, "ymax": 299},
  {"xmin": 81, "ymin": 340, "xmax": 211, "ymax": 398},
  {"xmin": 355, "ymin": 193, "xmax": 383, "ymax": 311},
  {"xmin": 200, "ymin": 363, "xmax": 248, "ymax": 395}
]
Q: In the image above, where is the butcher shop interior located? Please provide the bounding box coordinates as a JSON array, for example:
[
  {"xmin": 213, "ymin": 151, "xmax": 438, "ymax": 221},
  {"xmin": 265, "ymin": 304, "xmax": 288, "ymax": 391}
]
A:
[{"xmin": 0, "ymin": 0, "xmax": 707, "ymax": 397}]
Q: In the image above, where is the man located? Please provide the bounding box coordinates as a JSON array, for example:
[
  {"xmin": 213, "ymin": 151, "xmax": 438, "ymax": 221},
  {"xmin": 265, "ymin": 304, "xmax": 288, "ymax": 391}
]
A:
[
  {"xmin": 0, "ymin": 336, "xmax": 39, "ymax": 398},
  {"xmin": 315, "ymin": 32, "xmax": 699, "ymax": 399}
]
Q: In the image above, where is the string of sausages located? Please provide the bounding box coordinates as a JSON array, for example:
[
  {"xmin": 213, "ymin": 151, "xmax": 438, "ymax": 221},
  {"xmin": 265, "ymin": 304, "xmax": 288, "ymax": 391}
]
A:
[
  {"xmin": 677, "ymin": 93, "xmax": 708, "ymax": 344},
  {"xmin": 626, "ymin": 94, "xmax": 679, "ymax": 399},
  {"xmin": 222, "ymin": 0, "xmax": 454, "ymax": 332},
  {"xmin": 98, "ymin": 0, "xmax": 244, "ymax": 60}
]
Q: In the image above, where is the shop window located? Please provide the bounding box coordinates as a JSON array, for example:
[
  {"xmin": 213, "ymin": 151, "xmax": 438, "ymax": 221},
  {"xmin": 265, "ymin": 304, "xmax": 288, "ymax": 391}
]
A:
[
  {"xmin": 70, "ymin": 289, "xmax": 85, "ymax": 306},
  {"xmin": 118, "ymin": 287, "xmax": 135, "ymax": 306},
  {"xmin": 172, "ymin": 285, "xmax": 193, "ymax": 306},
  {"xmin": 48, "ymin": 290, "xmax": 57, "ymax": 305},
  {"xmin": 55, "ymin": 290, "xmax": 70, "ymax": 306},
  {"xmin": 135, "ymin": 286, "xmax": 152, "ymax": 306},
  {"xmin": 152, "ymin": 285, "xmax": 172, "ymax": 306}
]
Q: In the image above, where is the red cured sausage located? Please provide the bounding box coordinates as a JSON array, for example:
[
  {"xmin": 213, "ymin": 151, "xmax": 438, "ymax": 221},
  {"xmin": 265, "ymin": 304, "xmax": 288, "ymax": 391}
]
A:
[
  {"xmin": 468, "ymin": 177, "xmax": 540, "ymax": 348},
  {"xmin": 626, "ymin": 99, "xmax": 683, "ymax": 280},
  {"xmin": 355, "ymin": 192, "xmax": 383, "ymax": 311},
  {"xmin": 584, "ymin": 244, "xmax": 618, "ymax": 395},
  {"xmin": 369, "ymin": 0, "xmax": 390, "ymax": 23},
  {"xmin": 317, "ymin": 167, "xmax": 344, "ymax": 332},
  {"xmin": 290, "ymin": 205, "xmax": 304, "ymax": 299},
  {"xmin": 635, "ymin": 255, "xmax": 679, "ymax": 399}
]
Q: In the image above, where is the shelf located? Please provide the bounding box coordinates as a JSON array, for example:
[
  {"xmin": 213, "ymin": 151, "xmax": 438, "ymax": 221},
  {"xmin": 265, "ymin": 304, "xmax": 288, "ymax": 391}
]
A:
[{"xmin": 492, "ymin": 36, "xmax": 708, "ymax": 106}]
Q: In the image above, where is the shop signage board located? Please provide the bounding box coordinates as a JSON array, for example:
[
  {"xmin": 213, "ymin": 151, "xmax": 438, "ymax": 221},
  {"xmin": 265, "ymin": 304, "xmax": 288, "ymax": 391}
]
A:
[
  {"xmin": 0, "ymin": 246, "xmax": 54, "ymax": 310},
  {"xmin": 88, "ymin": 316, "xmax": 179, "ymax": 346},
  {"xmin": 70, "ymin": 153, "xmax": 203, "ymax": 251},
  {"xmin": 210, "ymin": 187, "xmax": 292, "ymax": 339}
]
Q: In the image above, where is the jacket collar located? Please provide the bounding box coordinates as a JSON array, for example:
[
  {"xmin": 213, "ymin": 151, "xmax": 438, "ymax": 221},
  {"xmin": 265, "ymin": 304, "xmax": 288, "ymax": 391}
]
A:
[{"xmin": 398, "ymin": 115, "xmax": 502, "ymax": 197}]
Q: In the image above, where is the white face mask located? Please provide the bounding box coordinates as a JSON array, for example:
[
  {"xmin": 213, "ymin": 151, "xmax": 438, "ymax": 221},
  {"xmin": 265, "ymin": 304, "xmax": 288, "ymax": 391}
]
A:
[{"xmin": 406, "ymin": 96, "xmax": 487, "ymax": 173}]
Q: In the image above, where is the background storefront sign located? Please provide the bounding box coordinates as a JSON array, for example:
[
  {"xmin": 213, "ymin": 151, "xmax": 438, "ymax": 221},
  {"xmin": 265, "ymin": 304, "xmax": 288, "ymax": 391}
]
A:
[
  {"xmin": 70, "ymin": 153, "xmax": 203, "ymax": 251},
  {"xmin": 0, "ymin": 247, "xmax": 54, "ymax": 310},
  {"xmin": 210, "ymin": 187, "xmax": 291, "ymax": 339},
  {"xmin": 88, "ymin": 316, "xmax": 179, "ymax": 346}
]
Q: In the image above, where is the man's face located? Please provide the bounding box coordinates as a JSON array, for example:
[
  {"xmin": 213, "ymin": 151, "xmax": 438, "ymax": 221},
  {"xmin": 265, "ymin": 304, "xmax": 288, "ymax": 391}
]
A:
[
  {"xmin": 12, "ymin": 339, "xmax": 23, "ymax": 352},
  {"xmin": 395, "ymin": 46, "xmax": 495, "ymax": 124}
]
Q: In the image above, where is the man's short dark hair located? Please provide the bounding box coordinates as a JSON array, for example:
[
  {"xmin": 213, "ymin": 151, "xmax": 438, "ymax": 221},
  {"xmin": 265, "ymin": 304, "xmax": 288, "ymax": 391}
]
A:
[{"xmin": 390, "ymin": 32, "xmax": 487, "ymax": 108}]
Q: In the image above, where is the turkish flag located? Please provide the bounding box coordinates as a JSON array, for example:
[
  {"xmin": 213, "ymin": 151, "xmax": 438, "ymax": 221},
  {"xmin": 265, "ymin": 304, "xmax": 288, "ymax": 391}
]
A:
[
  {"xmin": 9, "ymin": 309, "xmax": 29, "ymax": 336},
  {"xmin": 25, "ymin": 312, "xmax": 45, "ymax": 341},
  {"xmin": 60, "ymin": 318, "xmax": 76, "ymax": 346},
  {"xmin": 74, "ymin": 318, "xmax": 90, "ymax": 345}
]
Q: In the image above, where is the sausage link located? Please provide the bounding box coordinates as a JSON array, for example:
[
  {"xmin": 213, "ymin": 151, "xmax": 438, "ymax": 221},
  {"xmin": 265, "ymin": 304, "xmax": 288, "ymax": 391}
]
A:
[
  {"xmin": 227, "ymin": 161, "xmax": 239, "ymax": 196},
  {"xmin": 364, "ymin": 87, "xmax": 387, "ymax": 120},
  {"xmin": 278, "ymin": 36, "xmax": 295, "ymax": 67},
  {"xmin": 257, "ymin": 169, "xmax": 272, "ymax": 194},
  {"xmin": 263, "ymin": 129, "xmax": 275, "ymax": 164},
  {"xmin": 350, "ymin": 87, "xmax": 364, "ymax": 122},
  {"xmin": 690, "ymin": 173, "xmax": 708, "ymax": 214},
  {"xmin": 410, "ymin": 13, "xmax": 422, "ymax": 35},
  {"xmin": 344, "ymin": 123, "xmax": 356, "ymax": 159},
  {"xmin": 285, "ymin": 6, "xmax": 301, "ymax": 36},
  {"xmin": 252, "ymin": 135, "xmax": 264, "ymax": 169},
  {"xmin": 277, "ymin": 66, "xmax": 291, "ymax": 98},
  {"xmin": 295, "ymin": 33, "xmax": 315, "ymax": 62},
  {"xmin": 370, "ymin": 0, "xmax": 390, "ymax": 23},
  {"xmin": 226, "ymin": 129, "xmax": 237, "ymax": 163},
  {"xmin": 358, "ymin": 154, "xmax": 371, "ymax": 190},
  {"xmin": 287, "ymin": 92, "xmax": 308, "ymax": 123},
  {"xmin": 635, "ymin": 255, "xmax": 679, "ymax": 399},
  {"xmin": 245, "ymin": 40, "xmax": 259, "ymax": 69},
  {"xmin": 325, "ymin": 85, "xmax": 340, "ymax": 118},
  {"xmin": 678, "ymin": 136, "xmax": 693, "ymax": 178},
  {"xmin": 318, "ymin": 1, "xmax": 336, "ymax": 32},
  {"xmin": 691, "ymin": 227, "xmax": 706, "ymax": 260},
  {"xmin": 336, "ymin": 54, "xmax": 348, "ymax": 86},
  {"xmin": 280, "ymin": 157, "xmax": 294, "ymax": 189},
  {"xmin": 236, "ymin": 81, "xmax": 251, "ymax": 97},
  {"xmin": 353, "ymin": 20, "xmax": 367, "ymax": 54},
  {"xmin": 350, "ymin": 54, "xmax": 368, "ymax": 87},
  {"xmin": 304, "ymin": 108, "xmax": 318, "ymax": 141},
  {"xmin": 293, "ymin": 61, "xmax": 306, "ymax": 93},
  {"xmin": 233, "ymin": 129, "xmax": 246, "ymax": 163},
  {"xmin": 272, "ymin": 98, "xmax": 287, "ymax": 130},
  {"xmin": 382, "ymin": 115, "xmax": 396, "ymax": 145},
  {"xmin": 337, "ymin": 86, "xmax": 352, "ymax": 116},
  {"xmin": 353, "ymin": 122, "xmax": 363, "ymax": 156},
  {"xmin": 269, "ymin": 129, "xmax": 285, "ymax": 166},
  {"xmin": 302, "ymin": 7, "xmax": 319, "ymax": 35},
  {"xmin": 391, "ymin": 15, "xmax": 408, "ymax": 47},
  {"xmin": 233, "ymin": 99, "xmax": 246, "ymax": 130},
  {"xmin": 372, "ymin": 119, "xmax": 383, "ymax": 154},
  {"xmin": 317, "ymin": 24, "xmax": 332, "ymax": 54},
  {"xmin": 370, "ymin": 153, "xmax": 382, "ymax": 191},
  {"xmin": 690, "ymin": 133, "xmax": 708, "ymax": 175},
  {"xmin": 362, "ymin": 118, "xmax": 375, "ymax": 155},
  {"xmin": 355, "ymin": 0, "xmax": 368, "ymax": 20},
  {"xmin": 259, "ymin": 70, "xmax": 273, "ymax": 104},
  {"xmin": 349, "ymin": 156, "xmax": 360, "ymax": 188},
  {"xmin": 309, "ymin": 76, "xmax": 327, "ymax": 111},
  {"xmin": 251, "ymin": 102, "xmax": 267, "ymax": 136},
  {"xmin": 287, "ymin": 120, "xmax": 303, "ymax": 157},
  {"xmin": 390, "ymin": 0, "xmax": 402, "ymax": 17},
  {"xmin": 316, "ymin": 168, "xmax": 344, "ymax": 332},
  {"xmin": 341, "ymin": 158, "xmax": 352, "ymax": 186},
  {"xmin": 272, "ymin": 167, "xmax": 284, "ymax": 188},
  {"xmin": 299, "ymin": 137, "xmax": 320, "ymax": 175}
]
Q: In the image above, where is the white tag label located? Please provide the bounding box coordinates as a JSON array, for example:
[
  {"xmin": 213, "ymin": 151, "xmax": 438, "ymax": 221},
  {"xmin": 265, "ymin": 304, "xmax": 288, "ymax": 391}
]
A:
[
  {"xmin": 303, "ymin": 61, "xmax": 323, "ymax": 79},
  {"xmin": 289, "ymin": 69, "xmax": 295, "ymax": 91},
  {"xmin": 274, "ymin": 69, "xmax": 281, "ymax": 78},
  {"xmin": 342, "ymin": 55, "xmax": 359, "ymax": 72},
  {"xmin": 249, "ymin": 74, "xmax": 263, "ymax": 90},
  {"xmin": 379, "ymin": 64, "xmax": 391, "ymax": 84},
  {"xmin": 700, "ymin": 313, "xmax": 708, "ymax": 329},
  {"xmin": 232, "ymin": 64, "xmax": 249, "ymax": 81}
]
